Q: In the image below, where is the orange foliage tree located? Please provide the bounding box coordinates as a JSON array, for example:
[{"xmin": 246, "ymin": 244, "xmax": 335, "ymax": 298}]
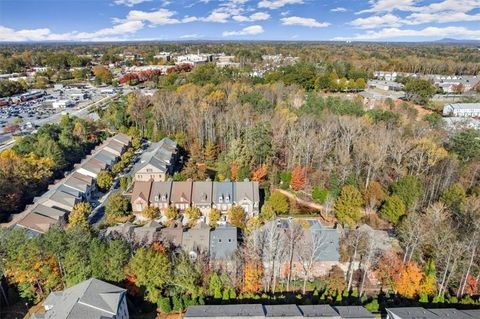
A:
[
  {"xmin": 242, "ymin": 262, "xmax": 263, "ymax": 293},
  {"xmin": 464, "ymin": 275, "xmax": 478, "ymax": 295},
  {"xmin": 251, "ymin": 164, "xmax": 268, "ymax": 182},
  {"xmin": 290, "ymin": 166, "xmax": 306, "ymax": 191},
  {"xmin": 394, "ymin": 262, "xmax": 424, "ymax": 298},
  {"xmin": 230, "ymin": 161, "xmax": 239, "ymax": 181},
  {"xmin": 375, "ymin": 252, "xmax": 403, "ymax": 291}
]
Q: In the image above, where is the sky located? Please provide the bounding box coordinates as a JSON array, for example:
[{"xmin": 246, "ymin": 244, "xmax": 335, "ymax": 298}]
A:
[{"xmin": 0, "ymin": 0, "xmax": 479, "ymax": 42}]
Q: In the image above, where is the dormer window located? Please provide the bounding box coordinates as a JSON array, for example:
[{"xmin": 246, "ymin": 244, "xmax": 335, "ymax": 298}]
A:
[
  {"xmin": 162, "ymin": 193, "xmax": 167, "ymax": 201},
  {"xmin": 202, "ymin": 193, "xmax": 207, "ymax": 201},
  {"xmin": 219, "ymin": 195, "xmax": 223, "ymax": 203},
  {"xmin": 225, "ymin": 195, "xmax": 230, "ymax": 203},
  {"xmin": 154, "ymin": 195, "xmax": 159, "ymax": 201}
]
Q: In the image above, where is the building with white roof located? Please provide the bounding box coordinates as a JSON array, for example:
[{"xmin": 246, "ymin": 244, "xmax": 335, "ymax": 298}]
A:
[{"xmin": 443, "ymin": 103, "xmax": 480, "ymax": 117}]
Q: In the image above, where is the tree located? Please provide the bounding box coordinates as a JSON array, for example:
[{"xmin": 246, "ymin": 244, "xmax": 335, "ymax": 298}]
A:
[
  {"xmin": 242, "ymin": 262, "xmax": 263, "ymax": 293},
  {"xmin": 362, "ymin": 181, "xmax": 386, "ymax": 210},
  {"xmin": 208, "ymin": 208, "xmax": 221, "ymax": 227},
  {"xmin": 172, "ymin": 253, "xmax": 201, "ymax": 296},
  {"xmin": 127, "ymin": 247, "xmax": 171, "ymax": 304},
  {"xmin": 165, "ymin": 207, "xmax": 179, "ymax": 222},
  {"xmin": 264, "ymin": 191, "xmax": 289, "ymax": 215},
  {"xmin": 141, "ymin": 206, "xmax": 159, "ymax": 220},
  {"xmin": 450, "ymin": 129, "xmax": 480, "ymax": 163},
  {"xmin": 68, "ymin": 202, "xmax": 92, "ymax": 231},
  {"xmin": 105, "ymin": 193, "xmax": 130, "ymax": 219},
  {"xmin": 334, "ymin": 185, "xmax": 363, "ymax": 227},
  {"xmin": 93, "ymin": 65, "xmax": 113, "ymax": 85},
  {"xmin": 251, "ymin": 164, "xmax": 268, "ymax": 182},
  {"xmin": 290, "ymin": 166, "xmax": 306, "ymax": 191},
  {"xmin": 312, "ymin": 186, "xmax": 329, "ymax": 204},
  {"xmin": 380, "ymin": 195, "xmax": 406, "ymax": 225},
  {"xmin": 440, "ymin": 183, "xmax": 466, "ymax": 213},
  {"xmin": 392, "ymin": 176, "xmax": 423, "ymax": 210},
  {"xmin": 208, "ymin": 272, "xmax": 223, "ymax": 298},
  {"xmin": 325, "ymin": 265, "xmax": 346, "ymax": 294},
  {"xmin": 185, "ymin": 207, "xmax": 202, "ymax": 226},
  {"xmin": 96, "ymin": 170, "xmax": 114, "ymax": 191},
  {"xmin": 405, "ymin": 79, "xmax": 436, "ymax": 105},
  {"xmin": 227, "ymin": 206, "xmax": 246, "ymax": 229},
  {"xmin": 204, "ymin": 140, "xmax": 217, "ymax": 167},
  {"xmin": 395, "ymin": 262, "xmax": 424, "ymax": 298}
]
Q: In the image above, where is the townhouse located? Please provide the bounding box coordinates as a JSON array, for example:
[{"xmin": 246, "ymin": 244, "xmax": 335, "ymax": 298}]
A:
[
  {"xmin": 131, "ymin": 179, "xmax": 260, "ymax": 219},
  {"xmin": 133, "ymin": 137, "xmax": 179, "ymax": 182},
  {"xmin": 184, "ymin": 304, "xmax": 375, "ymax": 319},
  {"xmin": 14, "ymin": 133, "xmax": 131, "ymax": 236}
]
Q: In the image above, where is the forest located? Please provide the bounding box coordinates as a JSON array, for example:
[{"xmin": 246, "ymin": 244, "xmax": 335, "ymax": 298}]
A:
[{"xmin": 0, "ymin": 42, "xmax": 479, "ymax": 316}]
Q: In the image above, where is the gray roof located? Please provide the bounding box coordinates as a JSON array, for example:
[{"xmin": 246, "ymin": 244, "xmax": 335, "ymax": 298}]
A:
[
  {"xmin": 386, "ymin": 308, "xmax": 438, "ymax": 319},
  {"xmin": 309, "ymin": 221, "xmax": 340, "ymax": 262},
  {"xmin": 192, "ymin": 180, "xmax": 213, "ymax": 204},
  {"xmin": 298, "ymin": 305, "xmax": 341, "ymax": 318},
  {"xmin": 209, "ymin": 225, "xmax": 238, "ymax": 260},
  {"xmin": 158, "ymin": 223, "xmax": 184, "ymax": 248},
  {"xmin": 112, "ymin": 133, "xmax": 131, "ymax": 146},
  {"xmin": 40, "ymin": 278, "xmax": 126, "ymax": 319},
  {"xmin": 94, "ymin": 149, "xmax": 118, "ymax": 166},
  {"xmin": 133, "ymin": 220, "xmax": 162, "ymax": 244},
  {"xmin": 461, "ymin": 309, "xmax": 480, "ymax": 318},
  {"xmin": 444, "ymin": 103, "xmax": 480, "ymax": 110},
  {"xmin": 56, "ymin": 184, "xmax": 83, "ymax": 199},
  {"xmin": 64, "ymin": 176, "xmax": 90, "ymax": 193},
  {"xmin": 212, "ymin": 181, "xmax": 233, "ymax": 204},
  {"xmin": 104, "ymin": 139, "xmax": 125, "ymax": 154},
  {"xmin": 149, "ymin": 181, "xmax": 172, "ymax": 204},
  {"xmin": 264, "ymin": 305, "xmax": 303, "ymax": 318},
  {"xmin": 333, "ymin": 306, "xmax": 375, "ymax": 319},
  {"xmin": 182, "ymin": 223, "xmax": 210, "ymax": 254},
  {"xmin": 185, "ymin": 305, "xmax": 265, "ymax": 318},
  {"xmin": 428, "ymin": 308, "xmax": 473, "ymax": 319},
  {"xmin": 32, "ymin": 204, "xmax": 68, "ymax": 220},
  {"xmin": 47, "ymin": 190, "xmax": 79, "ymax": 209},
  {"xmin": 133, "ymin": 137, "xmax": 177, "ymax": 174},
  {"xmin": 79, "ymin": 161, "xmax": 103, "ymax": 175},
  {"xmin": 233, "ymin": 180, "xmax": 259, "ymax": 203}
]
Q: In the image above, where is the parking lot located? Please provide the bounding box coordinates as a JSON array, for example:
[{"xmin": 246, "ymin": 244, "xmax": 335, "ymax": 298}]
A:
[{"xmin": 0, "ymin": 86, "xmax": 117, "ymax": 136}]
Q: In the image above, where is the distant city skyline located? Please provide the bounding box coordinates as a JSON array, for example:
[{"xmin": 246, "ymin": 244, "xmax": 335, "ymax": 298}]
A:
[{"xmin": 0, "ymin": 0, "xmax": 479, "ymax": 42}]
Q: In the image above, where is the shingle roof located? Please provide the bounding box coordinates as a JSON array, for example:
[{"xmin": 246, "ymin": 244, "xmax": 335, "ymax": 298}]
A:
[
  {"xmin": 112, "ymin": 133, "xmax": 131, "ymax": 146},
  {"xmin": 308, "ymin": 221, "xmax": 340, "ymax": 262},
  {"xmin": 149, "ymin": 181, "xmax": 172, "ymax": 203},
  {"xmin": 461, "ymin": 309, "xmax": 480, "ymax": 318},
  {"xmin": 32, "ymin": 204, "xmax": 68, "ymax": 220},
  {"xmin": 209, "ymin": 225, "xmax": 238, "ymax": 260},
  {"xmin": 40, "ymin": 278, "xmax": 126, "ymax": 319},
  {"xmin": 386, "ymin": 307, "xmax": 438, "ymax": 319},
  {"xmin": 264, "ymin": 304, "xmax": 303, "ymax": 318},
  {"xmin": 233, "ymin": 180, "xmax": 257, "ymax": 202},
  {"xmin": 212, "ymin": 181, "xmax": 233, "ymax": 204},
  {"xmin": 333, "ymin": 306, "xmax": 375, "ymax": 319},
  {"xmin": 16, "ymin": 212, "xmax": 58, "ymax": 234},
  {"xmin": 132, "ymin": 181, "xmax": 152, "ymax": 203},
  {"xmin": 428, "ymin": 308, "xmax": 473, "ymax": 319},
  {"xmin": 182, "ymin": 222, "xmax": 210, "ymax": 254},
  {"xmin": 171, "ymin": 180, "xmax": 193, "ymax": 203},
  {"xmin": 298, "ymin": 305, "xmax": 341, "ymax": 318},
  {"xmin": 185, "ymin": 304, "xmax": 265, "ymax": 317},
  {"xmin": 192, "ymin": 180, "xmax": 213, "ymax": 204},
  {"xmin": 133, "ymin": 137, "xmax": 177, "ymax": 173}
]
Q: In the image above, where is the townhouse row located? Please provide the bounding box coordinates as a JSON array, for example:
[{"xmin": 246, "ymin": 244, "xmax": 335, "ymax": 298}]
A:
[
  {"xmin": 15, "ymin": 133, "xmax": 132, "ymax": 236},
  {"xmin": 131, "ymin": 179, "xmax": 260, "ymax": 219}
]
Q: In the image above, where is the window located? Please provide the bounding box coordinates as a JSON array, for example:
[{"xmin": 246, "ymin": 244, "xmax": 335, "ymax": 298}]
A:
[
  {"xmin": 218, "ymin": 239, "xmax": 222, "ymax": 243},
  {"xmin": 155, "ymin": 195, "xmax": 159, "ymax": 201},
  {"xmin": 146, "ymin": 169, "xmax": 152, "ymax": 173},
  {"xmin": 228, "ymin": 239, "xmax": 232, "ymax": 243}
]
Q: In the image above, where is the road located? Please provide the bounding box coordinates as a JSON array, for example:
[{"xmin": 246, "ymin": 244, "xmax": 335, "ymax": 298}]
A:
[{"xmin": 0, "ymin": 94, "xmax": 117, "ymax": 153}]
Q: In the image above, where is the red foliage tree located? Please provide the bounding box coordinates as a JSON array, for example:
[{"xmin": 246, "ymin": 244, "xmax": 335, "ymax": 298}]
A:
[{"xmin": 290, "ymin": 166, "xmax": 306, "ymax": 191}]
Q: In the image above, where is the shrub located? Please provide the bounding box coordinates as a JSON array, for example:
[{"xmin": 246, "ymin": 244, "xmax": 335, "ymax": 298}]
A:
[{"xmin": 158, "ymin": 296, "xmax": 171, "ymax": 313}]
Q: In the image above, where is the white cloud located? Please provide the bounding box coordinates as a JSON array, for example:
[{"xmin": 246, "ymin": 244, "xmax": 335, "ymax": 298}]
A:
[
  {"xmin": 258, "ymin": 0, "xmax": 304, "ymax": 9},
  {"xmin": 359, "ymin": 0, "xmax": 418, "ymax": 13},
  {"xmin": 203, "ymin": 10, "xmax": 231, "ymax": 23},
  {"xmin": 334, "ymin": 26, "xmax": 480, "ymax": 41},
  {"xmin": 126, "ymin": 8, "xmax": 180, "ymax": 25},
  {"xmin": 179, "ymin": 33, "xmax": 203, "ymax": 38},
  {"xmin": 113, "ymin": 0, "xmax": 152, "ymax": 7},
  {"xmin": 405, "ymin": 11, "xmax": 480, "ymax": 24},
  {"xmin": 223, "ymin": 25, "xmax": 264, "ymax": 36},
  {"xmin": 0, "ymin": 20, "xmax": 145, "ymax": 42},
  {"xmin": 281, "ymin": 16, "xmax": 330, "ymax": 28},
  {"xmin": 233, "ymin": 12, "xmax": 270, "ymax": 22},
  {"xmin": 331, "ymin": 7, "xmax": 347, "ymax": 12},
  {"xmin": 351, "ymin": 14, "xmax": 402, "ymax": 29}
]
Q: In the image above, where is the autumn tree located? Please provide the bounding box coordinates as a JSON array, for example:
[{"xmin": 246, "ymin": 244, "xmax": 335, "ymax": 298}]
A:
[
  {"xmin": 96, "ymin": 170, "xmax": 114, "ymax": 191},
  {"xmin": 141, "ymin": 206, "xmax": 160, "ymax": 220},
  {"xmin": 208, "ymin": 208, "xmax": 221, "ymax": 227},
  {"xmin": 263, "ymin": 191, "xmax": 289, "ymax": 215},
  {"xmin": 105, "ymin": 192, "xmax": 130, "ymax": 223},
  {"xmin": 251, "ymin": 164, "xmax": 268, "ymax": 182},
  {"xmin": 290, "ymin": 166, "xmax": 306, "ymax": 191},
  {"xmin": 362, "ymin": 181, "xmax": 386, "ymax": 211},
  {"xmin": 334, "ymin": 185, "xmax": 364, "ymax": 227},
  {"xmin": 185, "ymin": 207, "xmax": 202, "ymax": 226},
  {"xmin": 395, "ymin": 261, "xmax": 424, "ymax": 298},
  {"xmin": 68, "ymin": 202, "xmax": 92, "ymax": 231},
  {"xmin": 93, "ymin": 65, "xmax": 113, "ymax": 85},
  {"xmin": 165, "ymin": 207, "xmax": 179, "ymax": 222},
  {"xmin": 242, "ymin": 262, "xmax": 263, "ymax": 293},
  {"xmin": 227, "ymin": 206, "xmax": 247, "ymax": 229},
  {"xmin": 325, "ymin": 265, "xmax": 346, "ymax": 294}
]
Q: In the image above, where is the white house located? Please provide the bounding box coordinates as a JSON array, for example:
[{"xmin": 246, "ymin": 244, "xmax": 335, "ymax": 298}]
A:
[{"xmin": 443, "ymin": 103, "xmax": 480, "ymax": 117}]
